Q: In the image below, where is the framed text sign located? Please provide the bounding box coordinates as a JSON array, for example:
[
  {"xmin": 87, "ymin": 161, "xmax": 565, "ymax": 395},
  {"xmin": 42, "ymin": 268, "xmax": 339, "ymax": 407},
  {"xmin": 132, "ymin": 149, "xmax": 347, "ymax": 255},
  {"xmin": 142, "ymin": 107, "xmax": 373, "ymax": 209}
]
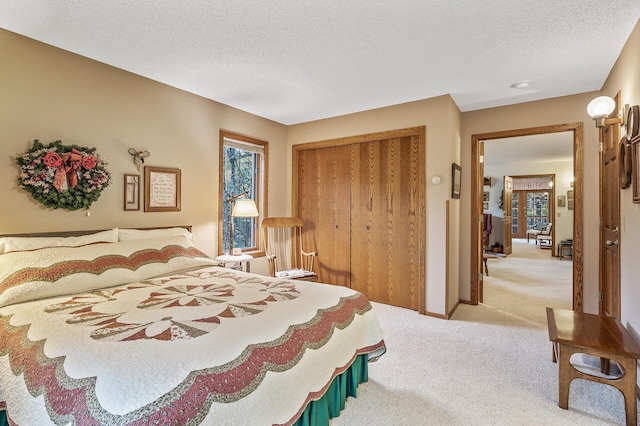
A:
[{"xmin": 144, "ymin": 166, "xmax": 181, "ymax": 212}]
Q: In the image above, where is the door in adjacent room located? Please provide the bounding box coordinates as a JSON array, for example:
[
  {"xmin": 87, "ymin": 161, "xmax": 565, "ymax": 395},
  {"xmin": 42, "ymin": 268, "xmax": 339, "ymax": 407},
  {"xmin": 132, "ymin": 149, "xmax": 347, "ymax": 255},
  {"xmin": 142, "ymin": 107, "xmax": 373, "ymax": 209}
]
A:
[{"xmin": 502, "ymin": 175, "xmax": 513, "ymax": 255}]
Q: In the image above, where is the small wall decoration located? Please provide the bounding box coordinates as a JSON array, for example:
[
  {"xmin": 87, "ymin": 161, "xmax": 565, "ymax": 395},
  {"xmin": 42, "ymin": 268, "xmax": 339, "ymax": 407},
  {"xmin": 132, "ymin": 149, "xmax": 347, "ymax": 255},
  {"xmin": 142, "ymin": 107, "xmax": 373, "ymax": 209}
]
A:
[
  {"xmin": 483, "ymin": 191, "xmax": 490, "ymax": 202},
  {"xmin": 619, "ymin": 138, "xmax": 632, "ymax": 189},
  {"xmin": 128, "ymin": 148, "xmax": 150, "ymax": 171},
  {"xmin": 483, "ymin": 202, "xmax": 489, "ymax": 211},
  {"xmin": 16, "ymin": 139, "xmax": 111, "ymax": 211},
  {"xmin": 632, "ymin": 135, "xmax": 640, "ymax": 203},
  {"xmin": 124, "ymin": 174, "xmax": 140, "ymax": 211},
  {"xmin": 451, "ymin": 163, "xmax": 462, "ymax": 199},
  {"xmin": 483, "ymin": 176, "xmax": 491, "ymax": 186},
  {"xmin": 144, "ymin": 166, "xmax": 181, "ymax": 212},
  {"xmin": 557, "ymin": 195, "xmax": 566, "ymax": 207}
]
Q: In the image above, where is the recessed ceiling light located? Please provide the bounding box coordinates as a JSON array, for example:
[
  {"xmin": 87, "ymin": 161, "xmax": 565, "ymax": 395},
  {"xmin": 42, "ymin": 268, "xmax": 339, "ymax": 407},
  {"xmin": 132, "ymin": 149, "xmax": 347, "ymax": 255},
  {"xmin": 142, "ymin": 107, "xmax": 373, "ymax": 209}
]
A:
[{"xmin": 511, "ymin": 80, "xmax": 529, "ymax": 89}]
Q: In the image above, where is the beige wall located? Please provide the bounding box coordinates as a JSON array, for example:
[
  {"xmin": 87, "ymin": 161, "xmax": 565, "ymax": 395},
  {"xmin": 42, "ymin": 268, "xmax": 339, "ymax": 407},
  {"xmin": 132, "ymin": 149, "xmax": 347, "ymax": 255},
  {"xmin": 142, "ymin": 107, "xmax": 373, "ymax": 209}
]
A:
[
  {"xmin": 0, "ymin": 29, "xmax": 288, "ymax": 275},
  {"xmin": 287, "ymin": 95, "xmax": 461, "ymax": 316},
  {"xmin": 601, "ymin": 20, "xmax": 640, "ymax": 338}
]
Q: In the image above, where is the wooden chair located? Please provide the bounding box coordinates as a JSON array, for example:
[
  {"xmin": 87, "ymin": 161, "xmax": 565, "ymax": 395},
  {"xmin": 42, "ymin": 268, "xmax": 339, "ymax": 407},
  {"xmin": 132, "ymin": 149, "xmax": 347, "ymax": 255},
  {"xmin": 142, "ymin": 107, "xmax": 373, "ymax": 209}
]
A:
[{"xmin": 261, "ymin": 217, "xmax": 318, "ymax": 281}]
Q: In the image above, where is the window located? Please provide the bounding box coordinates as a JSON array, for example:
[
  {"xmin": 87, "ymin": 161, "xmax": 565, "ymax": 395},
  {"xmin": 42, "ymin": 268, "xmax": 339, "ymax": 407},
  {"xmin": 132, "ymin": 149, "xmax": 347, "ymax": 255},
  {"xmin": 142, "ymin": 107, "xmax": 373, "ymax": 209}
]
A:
[
  {"xmin": 511, "ymin": 190, "xmax": 549, "ymax": 237},
  {"xmin": 218, "ymin": 131, "xmax": 267, "ymax": 256}
]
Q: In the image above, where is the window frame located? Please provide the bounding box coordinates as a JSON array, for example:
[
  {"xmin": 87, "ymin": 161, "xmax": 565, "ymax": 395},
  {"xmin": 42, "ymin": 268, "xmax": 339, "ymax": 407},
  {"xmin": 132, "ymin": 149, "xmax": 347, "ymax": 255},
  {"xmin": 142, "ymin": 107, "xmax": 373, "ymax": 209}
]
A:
[{"xmin": 218, "ymin": 130, "xmax": 267, "ymax": 257}]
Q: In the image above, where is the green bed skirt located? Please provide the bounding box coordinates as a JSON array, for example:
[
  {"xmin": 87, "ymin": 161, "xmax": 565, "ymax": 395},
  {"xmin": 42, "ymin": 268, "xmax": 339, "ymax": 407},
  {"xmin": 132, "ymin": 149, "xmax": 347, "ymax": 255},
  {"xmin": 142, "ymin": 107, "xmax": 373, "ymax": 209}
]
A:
[
  {"xmin": 293, "ymin": 354, "xmax": 369, "ymax": 426},
  {"xmin": 0, "ymin": 355, "xmax": 369, "ymax": 426}
]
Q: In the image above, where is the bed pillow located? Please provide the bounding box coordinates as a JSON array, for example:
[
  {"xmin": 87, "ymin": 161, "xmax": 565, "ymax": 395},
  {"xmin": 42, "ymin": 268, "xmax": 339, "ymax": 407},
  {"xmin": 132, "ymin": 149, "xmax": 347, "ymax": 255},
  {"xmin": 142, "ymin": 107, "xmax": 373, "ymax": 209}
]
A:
[
  {"xmin": 0, "ymin": 228, "xmax": 118, "ymax": 254},
  {"xmin": 0, "ymin": 235, "xmax": 216, "ymax": 308},
  {"xmin": 118, "ymin": 227, "xmax": 194, "ymax": 242}
]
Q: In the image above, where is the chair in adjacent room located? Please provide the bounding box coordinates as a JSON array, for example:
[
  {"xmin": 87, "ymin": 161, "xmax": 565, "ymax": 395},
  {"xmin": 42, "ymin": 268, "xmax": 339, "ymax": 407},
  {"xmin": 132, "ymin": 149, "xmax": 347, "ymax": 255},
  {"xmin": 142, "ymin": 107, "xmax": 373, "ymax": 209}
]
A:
[
  {"xmin": 526, "ymin": 222, "xmax": 552, "ymax": 243},
  {"xmin": 536, "ymin": 223, "xmax": 553, "ymax": 247},
  {"xmin": 261, "ymin": 217, "xmax": 318, "ymax": 281}
]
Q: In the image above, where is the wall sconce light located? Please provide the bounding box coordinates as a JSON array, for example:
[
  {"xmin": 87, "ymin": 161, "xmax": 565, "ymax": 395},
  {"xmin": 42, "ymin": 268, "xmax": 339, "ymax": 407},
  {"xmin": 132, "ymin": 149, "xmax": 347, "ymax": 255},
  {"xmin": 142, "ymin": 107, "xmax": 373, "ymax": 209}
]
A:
[
  {"xmin": 431, "ymin": 176, "xmax": 441, "ymax": 185},
  {"xmin": 569, "ymin": 177, "xmax": 574, "ymax": 187},
  {"xmin": 587, "ymin": 96, "xmax": 628, "ymax": 128},
  {"xmin": 128, "ymin": 148, "xmax": 150, "ymax": 170}
]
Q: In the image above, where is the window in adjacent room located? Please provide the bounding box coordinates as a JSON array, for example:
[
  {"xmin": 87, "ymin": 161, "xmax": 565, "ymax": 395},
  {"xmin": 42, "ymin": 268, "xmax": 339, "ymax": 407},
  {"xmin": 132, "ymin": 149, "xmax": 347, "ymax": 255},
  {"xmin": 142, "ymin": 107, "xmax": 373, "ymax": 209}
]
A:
[{"xmin": 218, "ymin": 131, "xmax": 267, "ymax": 256}]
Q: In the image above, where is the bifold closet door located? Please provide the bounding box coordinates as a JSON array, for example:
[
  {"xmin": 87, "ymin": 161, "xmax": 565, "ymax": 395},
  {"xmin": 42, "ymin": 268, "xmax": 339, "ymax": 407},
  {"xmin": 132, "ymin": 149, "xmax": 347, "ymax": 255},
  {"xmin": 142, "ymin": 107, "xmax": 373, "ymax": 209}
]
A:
[
  {"xmin": 350, "ymin": 136, "xmax": 419, "ymax": 310},
  {"xmin": 297, "ymin": 145, "xmax": 351, "ymax": 287}
]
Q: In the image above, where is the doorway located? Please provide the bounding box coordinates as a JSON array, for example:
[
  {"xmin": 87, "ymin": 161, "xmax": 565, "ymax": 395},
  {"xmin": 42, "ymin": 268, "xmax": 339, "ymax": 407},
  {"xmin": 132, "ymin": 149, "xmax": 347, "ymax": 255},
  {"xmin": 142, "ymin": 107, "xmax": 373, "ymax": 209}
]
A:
[
  {"xmin": 471, "ymin": 123, "xmax": 584, "ymax": 310},
  {"xmin": 512, "ymin": 188, "xmax": 552, "ymax": 239}
]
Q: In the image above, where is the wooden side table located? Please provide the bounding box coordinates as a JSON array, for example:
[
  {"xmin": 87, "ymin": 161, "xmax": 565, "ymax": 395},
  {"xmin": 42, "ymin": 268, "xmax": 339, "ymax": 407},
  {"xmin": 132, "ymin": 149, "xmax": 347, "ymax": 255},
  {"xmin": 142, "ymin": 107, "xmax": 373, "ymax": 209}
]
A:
[
  {"xmin": 557, "ymin": 244, "xmax": 572, "ymax": 259},
  {"xmin": 546, "ymin": 307, "xmax": 640, "ymax": 426},
  {"xmin": 214, "ymin": 254, "xmax": 253, "ymax": 272}
]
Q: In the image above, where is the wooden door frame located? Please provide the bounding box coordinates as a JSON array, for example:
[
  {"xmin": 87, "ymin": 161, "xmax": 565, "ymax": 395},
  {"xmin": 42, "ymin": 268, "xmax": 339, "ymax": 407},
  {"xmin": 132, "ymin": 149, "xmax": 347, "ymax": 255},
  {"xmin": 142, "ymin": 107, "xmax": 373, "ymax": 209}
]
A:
[
  {"xmin": 471, "ymin": 123, "xmax": 584, "ymax": 311},
  {"xmin": 292, "ymin": 126, "xmax": 426, "ymax": 314}
]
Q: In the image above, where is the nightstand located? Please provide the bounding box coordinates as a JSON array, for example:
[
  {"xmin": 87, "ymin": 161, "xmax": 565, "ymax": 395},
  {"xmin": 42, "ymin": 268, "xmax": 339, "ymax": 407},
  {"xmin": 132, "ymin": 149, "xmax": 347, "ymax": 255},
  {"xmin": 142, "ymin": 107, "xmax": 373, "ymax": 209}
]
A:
[{"xmin": 214, "ymin": 254, "xmax": 253, "ymax": 272}]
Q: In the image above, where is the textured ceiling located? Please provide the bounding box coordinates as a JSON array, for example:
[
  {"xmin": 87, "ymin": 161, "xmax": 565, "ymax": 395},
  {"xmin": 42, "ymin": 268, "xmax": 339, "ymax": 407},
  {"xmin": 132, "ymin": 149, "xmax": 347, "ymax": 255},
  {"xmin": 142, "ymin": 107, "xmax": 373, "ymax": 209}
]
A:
[{"xmin": 0, "ymin": 1, "xmax": 639, "ymax": 125}]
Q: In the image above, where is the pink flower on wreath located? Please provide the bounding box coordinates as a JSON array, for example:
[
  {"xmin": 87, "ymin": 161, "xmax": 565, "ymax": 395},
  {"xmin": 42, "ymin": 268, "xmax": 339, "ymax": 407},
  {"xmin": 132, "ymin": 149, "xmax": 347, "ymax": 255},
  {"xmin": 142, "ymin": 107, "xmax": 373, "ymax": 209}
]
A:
[
  {"xmin": 81, "ymin": 155, "xmax": 98, "ymax": 170},
  {"xmin": 42, "ymin": 151, "xmax": 62, "ymax": 168}
]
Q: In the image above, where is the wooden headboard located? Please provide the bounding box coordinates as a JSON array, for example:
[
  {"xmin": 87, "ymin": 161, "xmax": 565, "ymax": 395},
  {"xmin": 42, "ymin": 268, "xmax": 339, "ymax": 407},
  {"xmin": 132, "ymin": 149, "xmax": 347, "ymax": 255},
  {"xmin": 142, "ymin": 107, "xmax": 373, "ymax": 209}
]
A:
[{"xmin": 0, "ymin": 226, "xmax": 192, "ymax": 238}]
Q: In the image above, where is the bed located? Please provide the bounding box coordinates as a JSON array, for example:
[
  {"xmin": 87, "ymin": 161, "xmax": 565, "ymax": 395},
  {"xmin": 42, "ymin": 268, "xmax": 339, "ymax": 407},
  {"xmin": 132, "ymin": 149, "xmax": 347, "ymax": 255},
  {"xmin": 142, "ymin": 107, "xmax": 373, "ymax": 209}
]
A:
[{"xmin": 0, "ymin": 227, "xmax": 386, "ymax": 425}]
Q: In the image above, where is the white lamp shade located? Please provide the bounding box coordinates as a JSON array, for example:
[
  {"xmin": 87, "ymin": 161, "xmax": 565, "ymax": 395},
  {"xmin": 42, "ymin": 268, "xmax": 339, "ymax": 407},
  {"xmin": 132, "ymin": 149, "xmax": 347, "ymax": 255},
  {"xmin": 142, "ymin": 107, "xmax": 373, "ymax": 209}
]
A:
[
  {"xmin": 587, "ymin": 96, "xmax": 616, "ymax": 119},
  {"xmin": 232, "ymin": 199, "xmax": 259, "ymax": 217}
]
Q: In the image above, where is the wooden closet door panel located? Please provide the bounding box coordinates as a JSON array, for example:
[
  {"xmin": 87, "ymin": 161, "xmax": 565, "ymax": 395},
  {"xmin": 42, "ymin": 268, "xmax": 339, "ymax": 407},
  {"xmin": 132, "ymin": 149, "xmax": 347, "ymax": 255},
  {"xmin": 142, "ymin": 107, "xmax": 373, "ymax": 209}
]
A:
[
  {"xmin": 351, "ymin": 136, "xmax": 419, "ymax": 310},
  {"xmin": 298, "ymin": 146, "xmax": 351, "ymax": 286}
]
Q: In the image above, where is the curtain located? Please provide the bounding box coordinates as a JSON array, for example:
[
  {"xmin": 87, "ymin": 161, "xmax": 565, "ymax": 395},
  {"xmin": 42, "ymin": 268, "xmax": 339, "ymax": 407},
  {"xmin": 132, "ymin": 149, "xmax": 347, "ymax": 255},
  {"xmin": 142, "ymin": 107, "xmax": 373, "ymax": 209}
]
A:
[{"xmin": 512, "ymin": 176, "xmax": 552, "ymax": 191}]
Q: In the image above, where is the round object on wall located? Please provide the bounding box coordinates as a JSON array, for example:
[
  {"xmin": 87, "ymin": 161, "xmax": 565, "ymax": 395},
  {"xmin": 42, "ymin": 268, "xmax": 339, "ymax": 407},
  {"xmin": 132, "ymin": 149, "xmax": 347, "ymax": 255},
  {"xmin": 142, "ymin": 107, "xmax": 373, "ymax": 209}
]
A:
[
  {"xmin": 431, "ymin": 176, "xmax": 441, "ymax": 185},
  {"xmin": 619, "ymin": 138, "xmax": 632, "ymax": 189}
]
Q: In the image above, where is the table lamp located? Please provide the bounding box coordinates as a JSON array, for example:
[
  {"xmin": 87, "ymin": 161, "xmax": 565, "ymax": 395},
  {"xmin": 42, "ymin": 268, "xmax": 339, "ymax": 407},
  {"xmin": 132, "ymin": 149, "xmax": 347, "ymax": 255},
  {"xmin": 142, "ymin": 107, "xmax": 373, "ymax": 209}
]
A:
[{"xmin": 228, "ymin": 196, "xmax": 259, "ymax": 255}]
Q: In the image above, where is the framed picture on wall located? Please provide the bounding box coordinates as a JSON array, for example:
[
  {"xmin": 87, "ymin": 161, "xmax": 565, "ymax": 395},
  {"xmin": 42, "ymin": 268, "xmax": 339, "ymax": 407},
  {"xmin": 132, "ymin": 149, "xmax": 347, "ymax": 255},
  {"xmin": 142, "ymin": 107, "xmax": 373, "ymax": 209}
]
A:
[
  {"xmin": 483, "ymin": 191, "xmax": 490, "ymax": 202},
  {"xmin": 124, "ymin": 174, "xmax": 140, "ymax": 211},
  {"xmin": 144, "ymin": 166, "xmax": 181, "ymax": 212},
  {"xmin": 451, "ymin": 163, "xmax": 462, "ymax": 199},
  {"xmin": 557, "ymin": 195, "xmax": 566, "ymax": 208}
]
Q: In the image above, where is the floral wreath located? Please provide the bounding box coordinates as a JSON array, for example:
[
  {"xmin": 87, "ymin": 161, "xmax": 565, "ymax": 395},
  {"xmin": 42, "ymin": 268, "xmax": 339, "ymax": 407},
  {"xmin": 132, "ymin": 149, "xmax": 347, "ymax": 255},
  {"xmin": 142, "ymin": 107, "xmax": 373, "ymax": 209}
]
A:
[{"xmin": 16, "ymin": 140, "xmax": 111, "ymax": 211}]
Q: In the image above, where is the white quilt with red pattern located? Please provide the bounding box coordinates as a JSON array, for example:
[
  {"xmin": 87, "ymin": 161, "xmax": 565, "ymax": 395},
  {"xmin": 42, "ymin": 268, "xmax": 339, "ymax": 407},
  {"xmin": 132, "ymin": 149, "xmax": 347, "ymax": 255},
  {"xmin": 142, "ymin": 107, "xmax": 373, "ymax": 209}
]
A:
[{"xmin": 0, "ymin": 236, "xmax": 385, "ymax": 425}]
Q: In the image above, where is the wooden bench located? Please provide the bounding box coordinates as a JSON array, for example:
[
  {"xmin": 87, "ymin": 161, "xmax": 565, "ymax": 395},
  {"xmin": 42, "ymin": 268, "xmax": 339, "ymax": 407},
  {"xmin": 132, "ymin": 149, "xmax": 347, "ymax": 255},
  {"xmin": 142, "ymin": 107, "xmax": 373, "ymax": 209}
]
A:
[{"xmin": 546, "ymin": 307, "xmax": 640, "ymax": 426}]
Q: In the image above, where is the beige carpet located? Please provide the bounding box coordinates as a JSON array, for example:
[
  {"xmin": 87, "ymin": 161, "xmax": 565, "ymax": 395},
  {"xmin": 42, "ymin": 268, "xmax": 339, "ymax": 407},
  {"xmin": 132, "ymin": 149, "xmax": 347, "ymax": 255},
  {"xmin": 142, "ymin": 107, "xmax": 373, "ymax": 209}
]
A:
[{"xmin": 332, "ymin": 239, "xmax": 634, "ymax": 425}]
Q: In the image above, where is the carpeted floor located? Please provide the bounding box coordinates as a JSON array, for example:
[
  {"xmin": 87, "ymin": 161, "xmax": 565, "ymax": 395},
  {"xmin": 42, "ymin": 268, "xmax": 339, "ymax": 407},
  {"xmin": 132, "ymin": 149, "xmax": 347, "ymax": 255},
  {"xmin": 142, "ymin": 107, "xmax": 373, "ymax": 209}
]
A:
[{"xmin": 332, "ymin": 239, "xmax": 634, "ymax": 425}]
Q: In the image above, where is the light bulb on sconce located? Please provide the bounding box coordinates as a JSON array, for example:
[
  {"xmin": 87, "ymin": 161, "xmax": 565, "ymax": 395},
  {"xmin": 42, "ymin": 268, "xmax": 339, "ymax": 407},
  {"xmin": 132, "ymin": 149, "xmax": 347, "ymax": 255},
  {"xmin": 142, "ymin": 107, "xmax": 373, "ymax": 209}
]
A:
[
  {"xmin": 587, "ymin": 96, "xmax": 628, "ymax": 128},
  {"xmin": 570, "ymin": 177, "xmax": 574, "ymax": 187}
]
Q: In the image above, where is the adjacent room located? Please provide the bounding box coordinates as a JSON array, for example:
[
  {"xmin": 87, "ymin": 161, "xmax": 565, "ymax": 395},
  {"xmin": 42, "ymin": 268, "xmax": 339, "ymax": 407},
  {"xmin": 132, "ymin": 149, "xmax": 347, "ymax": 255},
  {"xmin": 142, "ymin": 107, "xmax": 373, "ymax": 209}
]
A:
[{"xmin": 1, "ymin": 2, "xmax": 640, "ymax": 425}]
